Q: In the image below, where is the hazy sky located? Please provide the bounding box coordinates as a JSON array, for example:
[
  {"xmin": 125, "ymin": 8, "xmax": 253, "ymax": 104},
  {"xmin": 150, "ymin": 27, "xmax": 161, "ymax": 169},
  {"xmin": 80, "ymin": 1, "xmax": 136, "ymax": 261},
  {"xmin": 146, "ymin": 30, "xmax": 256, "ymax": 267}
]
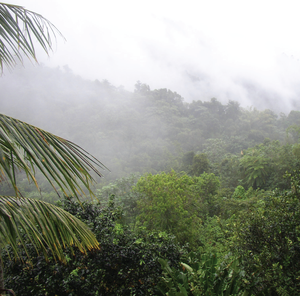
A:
[{"xmin": 6, "ymin": 0, "xmax": 300, "ymax": 111}]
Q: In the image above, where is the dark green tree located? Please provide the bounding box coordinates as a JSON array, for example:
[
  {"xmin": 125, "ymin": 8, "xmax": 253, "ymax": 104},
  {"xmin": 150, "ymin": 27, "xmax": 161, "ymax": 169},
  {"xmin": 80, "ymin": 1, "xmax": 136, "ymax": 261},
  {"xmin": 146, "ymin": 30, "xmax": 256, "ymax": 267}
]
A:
[
  {"xmin": 234, "ymin": 172, "xmax": 300, "ymax": 295},
  {"xmin": 191, "ymin": 153, "xmax": 210, "ymax": 176},
  {"xmin": 4, "ymin": 197, "xmax": 181, "ymax": 295}
]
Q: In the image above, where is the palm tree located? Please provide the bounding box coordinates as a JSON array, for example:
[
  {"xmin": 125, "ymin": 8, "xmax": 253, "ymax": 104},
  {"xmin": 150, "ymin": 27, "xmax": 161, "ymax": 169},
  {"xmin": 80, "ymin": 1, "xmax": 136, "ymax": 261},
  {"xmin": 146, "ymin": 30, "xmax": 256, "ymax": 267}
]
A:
[{"xmin": 0, "ymin": 3, "xmax": 107, "ymax": 294}]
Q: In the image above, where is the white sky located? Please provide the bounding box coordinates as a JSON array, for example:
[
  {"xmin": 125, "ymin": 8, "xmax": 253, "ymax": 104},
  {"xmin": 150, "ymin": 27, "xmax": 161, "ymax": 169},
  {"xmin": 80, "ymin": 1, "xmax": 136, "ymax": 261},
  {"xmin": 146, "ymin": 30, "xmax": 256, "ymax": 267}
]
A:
[{"xmin": 6, "ymin": 0, "xmax": 300, "ymax": 110}]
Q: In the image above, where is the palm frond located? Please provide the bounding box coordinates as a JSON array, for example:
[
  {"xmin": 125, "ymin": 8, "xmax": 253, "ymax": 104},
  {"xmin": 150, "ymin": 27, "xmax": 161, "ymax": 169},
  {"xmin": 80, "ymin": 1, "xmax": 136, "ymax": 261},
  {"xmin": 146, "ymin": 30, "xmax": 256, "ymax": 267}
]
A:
[
  {"xmin": 0, "ymin": 113, "xmax": 108, "ymax": 197},
  {"xmin": 0, "ymin": 196, "xmax": 100, "ymax": 262},
  {"xmin": 0, "ymin": 3, "xmax": 105, "ymax": 267},
  {"xmin": 0, "ymin": 2, "xmax": 64, "ymax": 72}
]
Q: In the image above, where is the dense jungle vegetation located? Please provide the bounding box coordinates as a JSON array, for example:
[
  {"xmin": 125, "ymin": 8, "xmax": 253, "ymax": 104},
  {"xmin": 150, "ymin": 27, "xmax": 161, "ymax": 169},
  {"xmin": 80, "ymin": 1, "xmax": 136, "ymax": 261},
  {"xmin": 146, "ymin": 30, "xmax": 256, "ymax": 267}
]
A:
[{"xmin": 2, "ymin": 65, "xmax": 300, "ymax": 295}]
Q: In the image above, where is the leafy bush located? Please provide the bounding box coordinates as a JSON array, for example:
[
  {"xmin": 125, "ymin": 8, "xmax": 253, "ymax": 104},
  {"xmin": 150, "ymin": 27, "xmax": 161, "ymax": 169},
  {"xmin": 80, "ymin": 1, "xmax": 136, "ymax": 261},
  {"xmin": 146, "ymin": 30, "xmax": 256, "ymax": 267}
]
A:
[
  {"xmin": 157, "ymin": 252, "xmax": 247, "ymax": 295},
  {"xmin": 96, "ymin": 174, "xmax": 142, "ymax": 226},
  {"xmin": 234, "ymin": 172, "xmax": 300, "ymax": 295},
  {"xmin": 133, "ymin": 171, "xmax": 220, "ymax": 247},
  {"xmin": 4, "ymin": 197, "xmax": 181, "ymax": 295}
]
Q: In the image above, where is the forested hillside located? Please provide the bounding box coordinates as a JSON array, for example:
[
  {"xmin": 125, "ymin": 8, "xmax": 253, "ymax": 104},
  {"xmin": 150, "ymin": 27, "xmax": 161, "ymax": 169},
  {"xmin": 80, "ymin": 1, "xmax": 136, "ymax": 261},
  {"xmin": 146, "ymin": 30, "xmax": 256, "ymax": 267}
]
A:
[
  {"xmin": 2, "ymin": 64, "xmax": 300, "ymax": 295},
  {"xmin": 1, "ymin": 64, "xmax": 300, "ymax": 189}
]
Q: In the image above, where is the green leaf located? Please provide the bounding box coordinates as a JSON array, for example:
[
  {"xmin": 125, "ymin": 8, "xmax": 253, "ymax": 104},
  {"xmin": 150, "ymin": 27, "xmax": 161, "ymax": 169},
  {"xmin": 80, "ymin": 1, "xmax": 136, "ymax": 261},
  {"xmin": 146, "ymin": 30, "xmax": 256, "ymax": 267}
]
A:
[
  {"xmin": 0, "ymin": 113, "xmax": 108, "ymax": 198},
  {"xmin": 0, "ymin": 196, "xmax": 99, "ymax": 262},
  {"xmin": 0, "ymin": 3, "xmax": 64, "ymax": 72}
]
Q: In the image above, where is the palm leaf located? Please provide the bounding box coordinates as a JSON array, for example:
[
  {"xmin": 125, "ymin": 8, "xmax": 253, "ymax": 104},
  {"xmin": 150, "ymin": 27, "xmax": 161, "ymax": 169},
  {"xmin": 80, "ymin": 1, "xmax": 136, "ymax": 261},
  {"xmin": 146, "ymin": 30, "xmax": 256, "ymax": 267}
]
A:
[
  {"xmin": 0, "ymin": 2, "xmax": 63, "ymax": 72},
  {"xmin": 0, "ymin": 2, "xmax": 105, "ymax": 268},
  {"xmin": 0, "ymin": 113, "xmax": 108, "ymax": 197},
  {"xmin": 0, "ymin": 196, "xmax": 100, "ymax": 262}
]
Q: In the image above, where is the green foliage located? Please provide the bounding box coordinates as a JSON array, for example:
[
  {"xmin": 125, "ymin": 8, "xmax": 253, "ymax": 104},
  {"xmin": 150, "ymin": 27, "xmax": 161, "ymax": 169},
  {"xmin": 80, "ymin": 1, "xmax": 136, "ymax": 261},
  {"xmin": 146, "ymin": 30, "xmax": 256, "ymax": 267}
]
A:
[
  {"xmin": 3, "ymin": 63, "xmax": 300, "ymax": 184},
  {"xmin": 0, "ymin": 6, "xmax": 106, "ymax": 293},
  {"xmin": 181, "ymin": 151, "xmax": 196, "ymax": 171},
  {"xmin": 133, "ymin": 171, "xmax": 220, "ymax": 247},
  {"xmin": 3, "ymin": 50, "xmax": 300, "ymax": 294},
  {"xmin": 292, "ymin": 143, "xmax": 300, "ymax": 158},
  {"xmin": 190, "ymin": 153, "xmax": 210, "ymax": 176},
  {"xmin": 96, "ymin": 174, "xmax": 141, "ymax": 225},
  {"xmin": 239, "ymin": 150, "xmax": 270, "ymax": 189},
  {"xmin": 197, "ymin": 215, "xmax": 237, "ymax": 258},
  {"xmin": 0, "ymin": 196, "xmax": 99, "ymax": 264},
  {"xmin": 134, "ymin": 171, "xmax": 202, "ymax": 247},
  {"xmin": 232, "ymin": 186, "xmax": 247, "ymax": 199},
  {"xmin": 180, "ymin": 152, "xmax": 210, "ymax": 176},
  {"xmin": 217, "ymin": 154, "xmax": 240, "ymax": 192},
  {"xmin": 4, "ymin": 197, "xmax": 182, "ymax": 295},
  {"xmin": 203, "ymin": 139, "xmax": 228, "ymax": 165},
  {"xmin": 233, "ymin": 172, "xmax": 300, "ymax": 295},
  {"xmin": 195, "ymin": 172, "xmax": 220, "ymax": 200},
  {"xmin": 4, "ymin": 5, "xmax": 300, "ymax": 295},
  {"xmin": 0, "ymin": 114, "xmax": 105, "ymax": 270},
  {"xmin": 239, "ymin": 141, "xmax": 298, "ymax": 190},
  {"xmin": 157, "ymin": 252, "xmax": 247, "ymax": 295}
]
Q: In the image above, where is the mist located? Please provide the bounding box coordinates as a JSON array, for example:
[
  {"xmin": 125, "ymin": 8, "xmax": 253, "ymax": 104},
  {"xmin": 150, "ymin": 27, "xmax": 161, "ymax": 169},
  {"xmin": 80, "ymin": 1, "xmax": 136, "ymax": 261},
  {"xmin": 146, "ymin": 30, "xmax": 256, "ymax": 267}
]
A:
[
  {"xmin": 3, "ymin": 0, "xmax": 300, "ymax": 114},
  {"xmin": 3, "ymin": 3, "xmax": 300, "ymax": 292},
  {"xmin": 2, "ymin": 0, "xmax": 300, "ymax": 183}
]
